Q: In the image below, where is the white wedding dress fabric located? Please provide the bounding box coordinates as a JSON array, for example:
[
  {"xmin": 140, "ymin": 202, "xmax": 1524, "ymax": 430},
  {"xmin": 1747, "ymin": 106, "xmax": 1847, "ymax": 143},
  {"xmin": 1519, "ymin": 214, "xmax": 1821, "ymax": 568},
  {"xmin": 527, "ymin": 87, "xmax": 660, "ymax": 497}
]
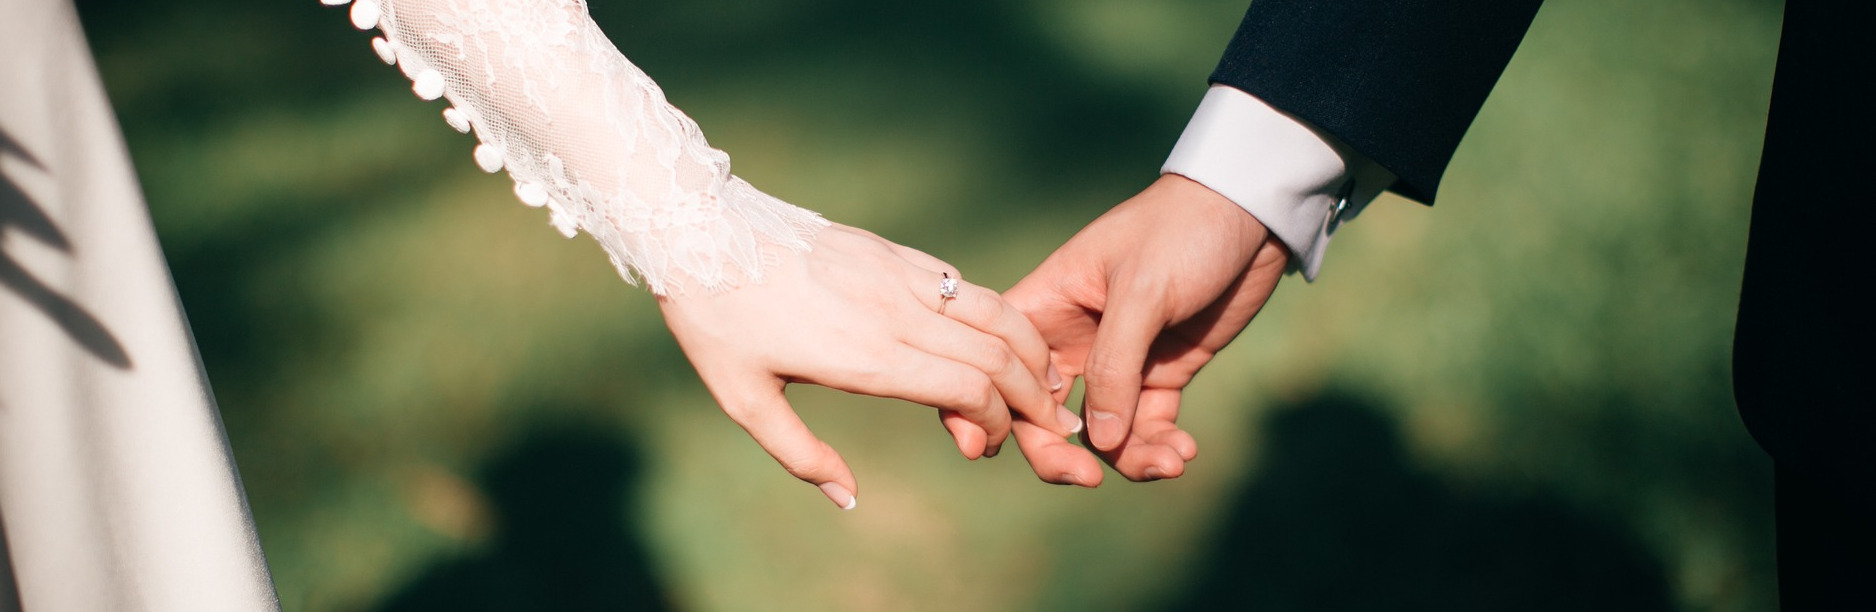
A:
[
  {"xmin": 0, "ymin": 1, "xmax": 278, "ymax": 610},
  {"xmin": 329, "ymin": 0, "xmax": 827, "ymax": 295}
]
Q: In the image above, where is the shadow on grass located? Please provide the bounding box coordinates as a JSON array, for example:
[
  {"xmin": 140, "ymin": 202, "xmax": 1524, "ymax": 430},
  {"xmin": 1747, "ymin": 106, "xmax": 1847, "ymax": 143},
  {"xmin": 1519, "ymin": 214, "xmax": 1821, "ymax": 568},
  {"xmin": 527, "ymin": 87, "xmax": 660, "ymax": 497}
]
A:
[
  {"xmin": 374, "ymin": 426, "xmax": 672, "ymax": 612},
  {"xmin": 1170, "ymin": 392, "xmax": 1672, "ymax": 612}
]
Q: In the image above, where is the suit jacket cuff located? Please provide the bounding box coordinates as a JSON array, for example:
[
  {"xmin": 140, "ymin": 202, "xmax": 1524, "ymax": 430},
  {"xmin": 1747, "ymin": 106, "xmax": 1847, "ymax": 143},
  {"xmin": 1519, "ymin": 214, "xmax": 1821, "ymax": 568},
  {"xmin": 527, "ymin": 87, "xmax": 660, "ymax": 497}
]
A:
[{"xmin": 1162, "ymin": 85, "xmax": 1394, "ymax": 281}]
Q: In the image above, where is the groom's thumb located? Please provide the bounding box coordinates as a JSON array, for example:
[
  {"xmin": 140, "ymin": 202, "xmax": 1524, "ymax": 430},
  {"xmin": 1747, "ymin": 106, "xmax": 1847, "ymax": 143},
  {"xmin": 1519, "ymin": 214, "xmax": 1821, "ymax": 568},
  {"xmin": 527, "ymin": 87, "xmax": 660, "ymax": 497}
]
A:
[{"xmin": 1082, "ymin": 288, "xmax": 1159, "ymax": 452}]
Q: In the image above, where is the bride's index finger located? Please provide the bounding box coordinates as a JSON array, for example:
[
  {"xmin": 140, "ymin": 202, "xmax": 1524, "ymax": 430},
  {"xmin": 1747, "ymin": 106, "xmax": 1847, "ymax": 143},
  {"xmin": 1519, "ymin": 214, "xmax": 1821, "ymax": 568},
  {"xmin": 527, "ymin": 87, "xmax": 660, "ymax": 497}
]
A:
[{"xmin": 715, "ymin": 385, "xmax": 861, "ymax": 511}]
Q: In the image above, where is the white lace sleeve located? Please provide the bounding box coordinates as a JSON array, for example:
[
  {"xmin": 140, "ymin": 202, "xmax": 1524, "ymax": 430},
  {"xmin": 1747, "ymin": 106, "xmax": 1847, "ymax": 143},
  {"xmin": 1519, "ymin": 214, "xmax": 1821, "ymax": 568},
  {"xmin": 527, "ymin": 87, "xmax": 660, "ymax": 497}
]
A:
[{"xmin": 320, "ymin": 0, "xmax": 828, "ymax": 295}]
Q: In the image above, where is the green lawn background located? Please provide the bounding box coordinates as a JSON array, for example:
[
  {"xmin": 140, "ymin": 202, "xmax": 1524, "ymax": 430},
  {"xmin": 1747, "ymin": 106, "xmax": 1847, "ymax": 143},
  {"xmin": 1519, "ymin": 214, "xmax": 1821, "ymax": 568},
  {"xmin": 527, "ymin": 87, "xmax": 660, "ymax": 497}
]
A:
[{"xmin": 79, "ymin": 0, "xmax": 1779, "ymax": 609}]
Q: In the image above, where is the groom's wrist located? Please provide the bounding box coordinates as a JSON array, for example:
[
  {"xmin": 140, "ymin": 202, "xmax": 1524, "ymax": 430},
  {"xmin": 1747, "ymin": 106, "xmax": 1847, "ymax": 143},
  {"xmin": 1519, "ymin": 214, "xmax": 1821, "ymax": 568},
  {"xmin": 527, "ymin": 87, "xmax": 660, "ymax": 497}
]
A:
[{"xmin": 1161, "ymin": 85, "xmax": 1394, "ymax": 281}]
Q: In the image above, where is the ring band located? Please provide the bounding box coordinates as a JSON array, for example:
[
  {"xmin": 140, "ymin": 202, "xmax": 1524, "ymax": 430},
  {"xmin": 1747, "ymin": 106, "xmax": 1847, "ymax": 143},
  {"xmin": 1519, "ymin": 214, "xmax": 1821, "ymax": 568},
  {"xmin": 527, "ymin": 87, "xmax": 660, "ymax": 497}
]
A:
[{"xmin": 938, "ymin": 273, "xmax": 959, "ymax": 315}]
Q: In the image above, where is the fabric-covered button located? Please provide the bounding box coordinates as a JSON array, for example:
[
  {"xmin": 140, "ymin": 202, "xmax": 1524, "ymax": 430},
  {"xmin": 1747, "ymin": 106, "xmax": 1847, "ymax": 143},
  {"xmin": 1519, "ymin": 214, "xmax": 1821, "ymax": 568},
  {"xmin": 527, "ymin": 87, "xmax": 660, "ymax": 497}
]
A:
[
  {"xmin": 371, "ymin": 37, "xmax": 397, "ymax": 65},
  {"xmin": 473, "ymin": 144, "xmax": 504, "ymax": 173},
  {"xmin": 350, "ymin": 0, "xmax": 381, "ymax": 30},
  {"xmin": 442, "ymin": 107, "xmax": 472, "ymax": 133},
  {"xmin": 412, "ymin": 70, "xmax": 446, "ymax": 101},
  {"xmin": 515, "ymin": 182, "xmax": 550, "ymax": 208}
]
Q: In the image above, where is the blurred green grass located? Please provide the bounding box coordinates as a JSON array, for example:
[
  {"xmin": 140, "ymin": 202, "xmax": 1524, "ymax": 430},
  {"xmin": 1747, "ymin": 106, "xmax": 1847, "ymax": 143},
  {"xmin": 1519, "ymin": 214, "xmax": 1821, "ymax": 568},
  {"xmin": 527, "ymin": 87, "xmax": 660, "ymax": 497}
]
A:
[{"xmin": 78, "ymin": 0, "xmax": 1779, "ymax": 609}]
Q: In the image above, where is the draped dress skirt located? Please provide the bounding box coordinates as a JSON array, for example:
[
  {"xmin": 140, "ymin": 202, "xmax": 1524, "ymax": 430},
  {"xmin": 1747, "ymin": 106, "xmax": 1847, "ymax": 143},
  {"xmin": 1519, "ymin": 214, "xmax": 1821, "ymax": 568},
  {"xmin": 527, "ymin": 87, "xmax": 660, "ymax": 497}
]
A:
[{"xmin": 0, "ymin": 1, "xmax": 279, "ymax": 609}]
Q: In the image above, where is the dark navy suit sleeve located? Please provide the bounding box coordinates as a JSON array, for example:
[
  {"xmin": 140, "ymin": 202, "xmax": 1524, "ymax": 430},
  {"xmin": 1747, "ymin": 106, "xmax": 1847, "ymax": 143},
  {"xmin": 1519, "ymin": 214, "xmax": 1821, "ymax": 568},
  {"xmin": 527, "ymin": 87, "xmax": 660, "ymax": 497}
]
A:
[{"xmin": 1210, "ymin": 0, "xmax": 1544, "ymax": 204}]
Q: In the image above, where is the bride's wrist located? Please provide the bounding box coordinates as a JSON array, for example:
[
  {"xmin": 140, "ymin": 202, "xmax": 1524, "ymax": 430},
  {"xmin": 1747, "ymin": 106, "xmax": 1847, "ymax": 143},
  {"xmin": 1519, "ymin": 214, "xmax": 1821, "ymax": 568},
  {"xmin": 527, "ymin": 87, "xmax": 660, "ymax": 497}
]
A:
[{"xmin": 650, "ymin": 236, "xmax": 818, "ymax": 302}]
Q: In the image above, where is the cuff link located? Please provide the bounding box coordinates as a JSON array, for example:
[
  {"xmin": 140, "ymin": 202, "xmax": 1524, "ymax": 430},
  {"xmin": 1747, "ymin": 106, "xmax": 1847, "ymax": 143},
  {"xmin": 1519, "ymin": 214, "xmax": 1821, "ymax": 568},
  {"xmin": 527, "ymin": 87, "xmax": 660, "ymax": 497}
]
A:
[{"xmin": 1324, "ymin": 178, "xmax": 1357, "ymax": 237}]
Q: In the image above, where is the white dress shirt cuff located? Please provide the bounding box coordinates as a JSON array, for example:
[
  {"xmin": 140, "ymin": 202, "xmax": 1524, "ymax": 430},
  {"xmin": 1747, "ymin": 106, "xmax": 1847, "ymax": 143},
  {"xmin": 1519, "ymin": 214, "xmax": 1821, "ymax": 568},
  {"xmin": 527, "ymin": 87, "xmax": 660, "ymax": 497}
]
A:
[{"xmin": 1161, "ymin": 84, "xmax": 1395, "ymax": 281}]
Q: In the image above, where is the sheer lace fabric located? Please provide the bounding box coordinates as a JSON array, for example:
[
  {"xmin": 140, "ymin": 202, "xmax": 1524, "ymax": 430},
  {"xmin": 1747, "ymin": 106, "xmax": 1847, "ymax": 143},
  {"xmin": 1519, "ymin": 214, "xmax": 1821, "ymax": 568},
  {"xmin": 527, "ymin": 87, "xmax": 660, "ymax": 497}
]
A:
[{"xmin": 321, "ymin": 0, "xmax": 827, "ymax": 295}]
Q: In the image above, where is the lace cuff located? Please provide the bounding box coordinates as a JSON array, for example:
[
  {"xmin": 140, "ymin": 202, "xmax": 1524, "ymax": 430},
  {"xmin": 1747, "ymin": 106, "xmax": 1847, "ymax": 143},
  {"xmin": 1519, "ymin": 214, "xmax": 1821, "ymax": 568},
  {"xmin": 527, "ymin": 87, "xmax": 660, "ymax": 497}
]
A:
[{"xmin": 321, "ymin": 0, "xmax": 828, "ymax": 295}]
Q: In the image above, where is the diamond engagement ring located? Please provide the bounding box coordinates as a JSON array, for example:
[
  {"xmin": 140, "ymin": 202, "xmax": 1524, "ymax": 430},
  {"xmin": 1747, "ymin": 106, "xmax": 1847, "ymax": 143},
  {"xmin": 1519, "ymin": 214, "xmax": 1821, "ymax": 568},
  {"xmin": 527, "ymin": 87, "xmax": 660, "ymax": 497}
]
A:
[{"xmin": 938, "ymin": 273, "xmax": 960, "ymax": 315}]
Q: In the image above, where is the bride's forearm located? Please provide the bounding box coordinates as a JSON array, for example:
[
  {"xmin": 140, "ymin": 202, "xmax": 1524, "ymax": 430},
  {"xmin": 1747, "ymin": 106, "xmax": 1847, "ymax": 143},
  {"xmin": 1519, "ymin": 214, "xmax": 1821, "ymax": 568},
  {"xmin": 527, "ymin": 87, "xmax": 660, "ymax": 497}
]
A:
[{"xmin": 324, "ymin": 0, "xmax": 827, "ymax": 295}]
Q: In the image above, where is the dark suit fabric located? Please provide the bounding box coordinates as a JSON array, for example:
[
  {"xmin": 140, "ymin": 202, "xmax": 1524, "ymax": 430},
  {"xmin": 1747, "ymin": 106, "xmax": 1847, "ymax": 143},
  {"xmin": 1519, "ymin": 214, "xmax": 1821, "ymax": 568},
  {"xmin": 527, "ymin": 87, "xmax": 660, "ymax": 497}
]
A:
[
  {"xmin": 1734, "ymin": 2, "xmax": 1875, "ymax": 509},
  {"xmin": 1735, "ymin": 3, "xmax": 1876, "ymax": 608},
  {"xmin": 1212, "ymin": 0, "xmax": 1872, "ymax": 605},
  {"xmin": 1210, "ymin": 0, "xmax": 1543, "ymax": 204}
]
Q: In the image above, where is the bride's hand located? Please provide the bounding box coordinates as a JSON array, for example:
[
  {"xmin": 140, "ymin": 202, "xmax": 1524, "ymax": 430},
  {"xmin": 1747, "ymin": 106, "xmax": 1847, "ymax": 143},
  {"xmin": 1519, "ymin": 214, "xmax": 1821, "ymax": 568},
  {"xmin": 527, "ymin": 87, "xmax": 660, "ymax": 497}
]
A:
[{"xmin": 657, "ymin": 223, "xmax": 1084, "ymax": 510}]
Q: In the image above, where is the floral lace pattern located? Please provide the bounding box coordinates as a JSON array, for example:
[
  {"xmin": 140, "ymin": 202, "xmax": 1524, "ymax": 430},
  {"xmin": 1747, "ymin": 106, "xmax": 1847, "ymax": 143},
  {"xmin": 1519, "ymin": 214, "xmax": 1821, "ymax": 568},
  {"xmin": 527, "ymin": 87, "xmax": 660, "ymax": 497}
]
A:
[{"xmin": 321, "ymin": 0, "xmax": 828, "ymax": 295}]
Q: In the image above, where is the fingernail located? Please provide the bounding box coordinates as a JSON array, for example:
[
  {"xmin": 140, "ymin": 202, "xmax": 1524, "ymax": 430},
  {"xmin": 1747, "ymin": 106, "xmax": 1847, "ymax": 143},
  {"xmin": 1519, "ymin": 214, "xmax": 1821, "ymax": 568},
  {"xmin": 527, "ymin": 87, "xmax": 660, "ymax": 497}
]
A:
[
  {"xmin": 818, "ymin": 482, "xmax": 857, "ymax": 511},
  {"xmin": 1143, "ymin": 466, "xmax": 1166, "ymax": 481},
  {"xmin": 1047, "ymin": 365, "xmax": 1064, "ymax": 391},
  {"xmin": 1056, "ymin": 405, "xmax": 1083, "ymax": 435},
  {"xmin": 1088, "ymin": 411, "xmax": 1120, "ymax": 449},
  {"xmin": 1058, "ymin": 473, "xmax": 1083, "ymax": 487},
  {"xmin": 984, "ymin": 444, "xmax": 1002, "ymax": 459}
]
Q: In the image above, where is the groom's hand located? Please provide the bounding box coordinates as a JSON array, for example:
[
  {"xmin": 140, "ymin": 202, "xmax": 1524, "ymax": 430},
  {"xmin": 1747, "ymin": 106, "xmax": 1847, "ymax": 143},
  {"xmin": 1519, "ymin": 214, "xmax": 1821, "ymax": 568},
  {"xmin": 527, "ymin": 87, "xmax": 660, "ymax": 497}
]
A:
[{"xmin": 1004, "ymin": 174, "xmax": 1289, "ymax": 484}]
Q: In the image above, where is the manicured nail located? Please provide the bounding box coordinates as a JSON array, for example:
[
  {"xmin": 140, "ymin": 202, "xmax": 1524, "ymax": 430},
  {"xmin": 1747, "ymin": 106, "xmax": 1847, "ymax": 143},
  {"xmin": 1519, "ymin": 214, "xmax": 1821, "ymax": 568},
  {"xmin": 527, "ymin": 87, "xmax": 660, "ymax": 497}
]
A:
[
  {"xmin": 1058, "ymin": 473, "xmax": 1083, "ymax": 487},
  {"xmin": 984, "ymin": 443, "xmax": 1002, "ymax": 459},
  {"xmin": 1056, "ymin": 405, "xmax": 1083, "ymax": 435},
  {"xmin": 1143, "ymin": 466, "xmax": 1167, "ymax": 481},
  {"xmin": 1047, "ymin": 365, "xmax": 1064, "ymax": 391},
  {"xmin": 819, "ymin": 482, "xmax": 857, "ymax": 511}
]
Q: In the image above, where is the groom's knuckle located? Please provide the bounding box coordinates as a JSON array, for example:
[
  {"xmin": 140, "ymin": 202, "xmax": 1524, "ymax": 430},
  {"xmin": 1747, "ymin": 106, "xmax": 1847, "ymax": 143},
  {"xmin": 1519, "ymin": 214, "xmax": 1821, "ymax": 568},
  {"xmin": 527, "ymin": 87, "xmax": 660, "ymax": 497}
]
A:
[{"xmin": 1082, "ymin": 357, "xmax": 1136, "ymax": 387}]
